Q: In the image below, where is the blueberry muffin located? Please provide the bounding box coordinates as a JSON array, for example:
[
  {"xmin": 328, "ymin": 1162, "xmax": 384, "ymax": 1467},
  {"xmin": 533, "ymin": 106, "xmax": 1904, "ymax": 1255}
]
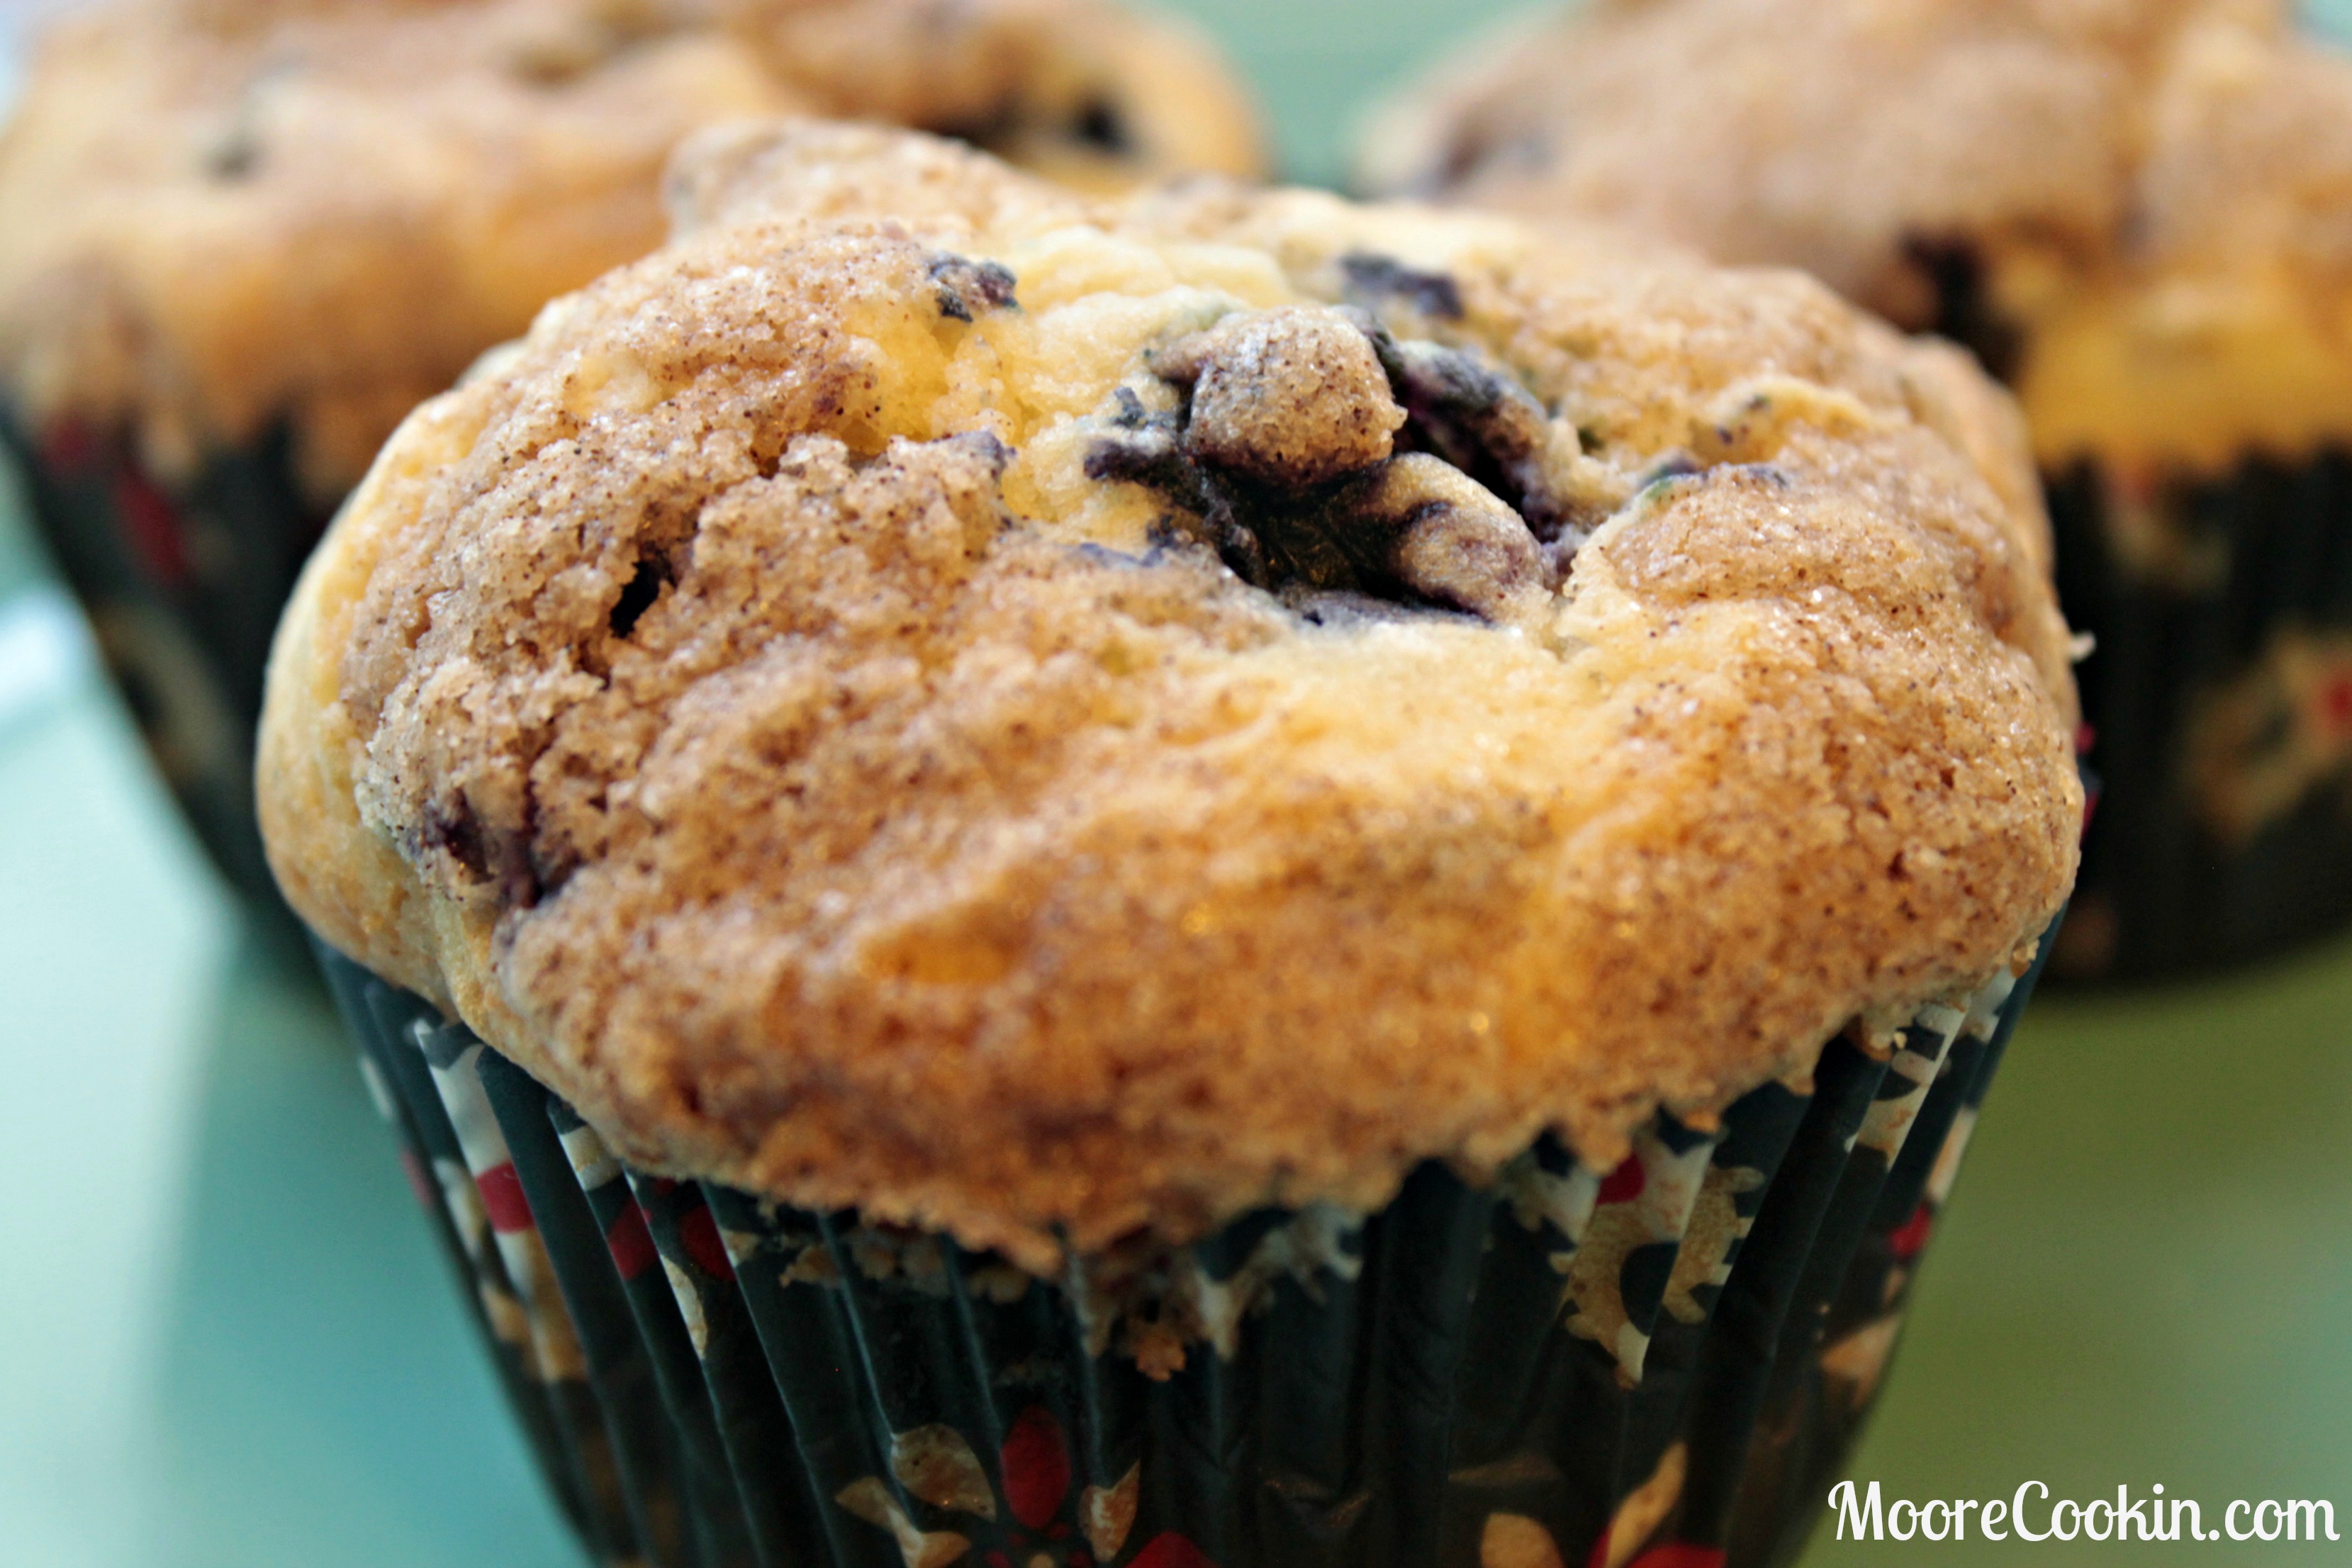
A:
[
  {"xmin": 0, "ymin": 0, "xmax": 1263, "ymax": 915},
  {"xmin": 1364, "ymin": 0, "xmax": 2352, "ymax": 980},
  {"xmin": 264, "ymin": 123, "xmax": 2079, "ymax": 1568}
]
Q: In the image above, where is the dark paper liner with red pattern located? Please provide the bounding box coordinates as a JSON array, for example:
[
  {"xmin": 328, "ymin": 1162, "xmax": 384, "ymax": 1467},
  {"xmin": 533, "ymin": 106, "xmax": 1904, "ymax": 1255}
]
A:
[
  {"xmin": 1917, "ymin": 256, "xmax": 2352, "ymax": 981},
  {"xmin": 0, "ymin": 408, "xmax": 331, "ymax": 929},
  {"xmin": 317, "ymin": 926, "xmax": 2055, "ymax": 1568},
  {"xmin": 2042, "ymin": 454, "xmax": 2352, "ymax": 980}
]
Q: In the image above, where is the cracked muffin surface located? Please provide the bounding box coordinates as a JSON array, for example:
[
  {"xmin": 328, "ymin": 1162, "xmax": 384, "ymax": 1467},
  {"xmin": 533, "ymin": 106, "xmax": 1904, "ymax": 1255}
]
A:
[
  {"xmin": 0, "ymin": 0, "xmax": 1265, "ymax": 502},
  {"xmin": 1359, "ymin": 0, "xmax": 2352, "ymax": 476},
  {"xmin": 261, "ymin": 123, "xmax": 2081, "ymax": 1270}
]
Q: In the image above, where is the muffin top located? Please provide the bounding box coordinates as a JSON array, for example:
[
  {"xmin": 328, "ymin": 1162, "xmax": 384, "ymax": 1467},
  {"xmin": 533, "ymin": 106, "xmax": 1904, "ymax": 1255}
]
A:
[
  {"xmin": 0, "ymin": 0, "xmax": 1263, "ymax": 503},
  {"xmin": 261, "ymin": 122, "xmax": 2081, "ymax": 1270},
  {"xmin": 1359, "ymin": 0, "xmax": 2352, "ymax": 474}
]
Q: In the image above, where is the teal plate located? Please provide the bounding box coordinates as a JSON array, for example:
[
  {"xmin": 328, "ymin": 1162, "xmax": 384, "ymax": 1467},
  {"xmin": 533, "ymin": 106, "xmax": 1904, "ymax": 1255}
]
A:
[{"xmin": 1, "ymin": 4, "xmax": 2350, "ymax": 1564}]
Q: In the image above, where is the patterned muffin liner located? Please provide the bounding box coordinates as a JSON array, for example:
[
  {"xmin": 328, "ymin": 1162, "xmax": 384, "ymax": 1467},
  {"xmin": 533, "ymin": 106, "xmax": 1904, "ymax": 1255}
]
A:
[
  {"xmin": 315, "ymin": 920, "xmax": 2056, "ymax": 1568},
  {"xmin": 0, "ymin": 408, "xmax": 330, "ymax": 926},
  {"xmin": 1916, "ymin": 252, "xmax": 2352, "ymax": 980},
  {"xmin": 2044, "ymin": 454, "xmax": 2352, "ymax": 980}
]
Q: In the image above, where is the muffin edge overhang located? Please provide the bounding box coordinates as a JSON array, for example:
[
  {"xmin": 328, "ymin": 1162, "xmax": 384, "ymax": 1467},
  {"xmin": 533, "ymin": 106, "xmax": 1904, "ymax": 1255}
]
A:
[
  {"xmin": 258, "ymin": 125, "xmax": 2083, "ymax": 1273},
  {"xmin": 1351, "ymin": 0, "xmax": 2352, "ymax": 481},
  {"xmin": 0, "ymin": 0, "xmax": 1272, "ymax": 505}
]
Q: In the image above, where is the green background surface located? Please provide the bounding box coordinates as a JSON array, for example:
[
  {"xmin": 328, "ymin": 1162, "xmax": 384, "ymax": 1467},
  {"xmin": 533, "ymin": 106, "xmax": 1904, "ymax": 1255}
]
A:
[{"xmin": 1, "ymin": 3, "xmax": 2349, "ymax": 1565}]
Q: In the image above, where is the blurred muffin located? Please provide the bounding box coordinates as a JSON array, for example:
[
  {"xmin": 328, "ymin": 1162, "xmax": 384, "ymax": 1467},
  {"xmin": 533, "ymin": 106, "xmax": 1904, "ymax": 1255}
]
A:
[
  {"xmin": 1362, "ymin": 0, "xmax": 2352, "ymax": 980},
  {"xmin": 266, "ymin": 121, "xmax": 2078, "ymax": 1568},
  {"xmin": 0, "ymin": 0, "xmax": 1263, "ymax": 916}
]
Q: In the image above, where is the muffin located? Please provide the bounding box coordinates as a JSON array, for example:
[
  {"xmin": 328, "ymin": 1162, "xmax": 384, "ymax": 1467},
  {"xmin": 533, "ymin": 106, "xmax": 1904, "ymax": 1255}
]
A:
[
  {"xmin": 264, "ymin": 122, "xmax": 2081, "ymax": 1568},
  {"xmin": 0, "ymin": 0, "xmax": 1263, "ymax": 918},
  {"xmin": 1361, "ymin": 0, "xmax": 2352, "ymax": 980}
]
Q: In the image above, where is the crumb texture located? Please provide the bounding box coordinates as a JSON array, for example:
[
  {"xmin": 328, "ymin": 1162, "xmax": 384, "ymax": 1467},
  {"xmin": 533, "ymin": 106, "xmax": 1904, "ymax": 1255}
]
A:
[
  {"xmin": 0, "ymin": 0, "xmax": 1262, "ymax": 500},
  {"xmin": 1360, "ymin": 0, "xmax": 2352, "ymax": 471},
  {"xmin": 261, "ymin": 125, "xmax": 2081, "ymax": 1268}
]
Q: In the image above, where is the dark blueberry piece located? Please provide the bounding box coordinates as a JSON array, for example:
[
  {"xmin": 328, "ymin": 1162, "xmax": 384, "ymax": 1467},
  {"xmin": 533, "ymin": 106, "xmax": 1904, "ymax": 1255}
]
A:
[
  {"xmin": 1635, "ymin": 452, "xmax": 1706, "ymax": 490},
  {"xmin": 1213, "ymin": 500, "xmax": 1274, "ymax": 590},
  {"xmin": 420, "ymin": 802, "xmax": 493, "ymax": 883},
  {"xmin": 1340, "ymin": 252, "xmax": 1467, "ymax": 322},
  {"xmin": 1073, "ymin": 98, "xmax": 1133, "ymax": 155},
  {"xmin": 1730, "ymin": 462, "xmax": 1793, "ymax": 491},
  {"xmin": 1250, "ymin": 495, "xmax": 1360, "ymax": 593},
  {"xmin": 945, "ymin": 429, "xmax": 1016, "ymax": 474},
  {"xmin": 927, "ymin": 254, "xmax": 1021, "ymax": 323},
  {"xmin": 1087, "ymin": 424, "xmax": 1267, "ymax": 583},
  {"xmin": 1085, "ymin": 423, "xmax": 1189, "ymax": 492},
  {"xmin": 1345, "ymin": 454, "xmax": 1547, "ymax": 622},
  {"xmin": 1371, "ymin": 333, "xmax": 1584, "ymax": 539},
  {"xmin": 419, "ymin": 796, "xmax": 544, "ymax": 908},
  {"xmin": 1090, "ymin": 309, "xmax": 1569, "ymax": 621}
]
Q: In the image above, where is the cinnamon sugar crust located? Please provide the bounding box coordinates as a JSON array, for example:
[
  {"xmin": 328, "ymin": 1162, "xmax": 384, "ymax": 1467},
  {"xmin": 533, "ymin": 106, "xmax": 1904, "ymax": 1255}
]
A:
[
  {"xmin": 260, "ymin": 125, "xmax": 2081, "ymax": 1270},
  {"xmin": 0, "ymin": 0, "xmax": 1264, "ymax": 502},
  {"xmin": 1359, "ymin": 0, "xmax": 2352, "ymax": 474}
]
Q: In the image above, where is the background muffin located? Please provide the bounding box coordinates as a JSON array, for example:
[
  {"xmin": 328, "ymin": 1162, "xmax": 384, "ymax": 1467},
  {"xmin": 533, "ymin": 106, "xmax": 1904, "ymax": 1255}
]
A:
[
  {"xmin": 1361, "ymin": 0, "xmax": 2352, "ymax": 981},
  {"xmin": 0, "ymin": 0, "xmax": 1265, "ymax": 919},
  {"xmin": 266, "ymin": 121, "xmax": 2078, "ymax": 1567}
]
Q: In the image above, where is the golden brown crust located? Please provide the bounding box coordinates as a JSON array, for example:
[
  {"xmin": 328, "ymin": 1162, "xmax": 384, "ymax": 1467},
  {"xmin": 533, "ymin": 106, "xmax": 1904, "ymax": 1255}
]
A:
[
  {"xmin": 1356, "ymin": 0, "xmax": 2288, "ymax": 319},
  {"xmin": 1358, "ymin": 0, "xmax": 2352, "ymax": 474},
  {"xmin": 260, "ymin": 125, "xmax": 2080, "ymax": 1270},
  {"xmin": 0, "ymin": 0, "xmax": 1264, "ymax": 501}
]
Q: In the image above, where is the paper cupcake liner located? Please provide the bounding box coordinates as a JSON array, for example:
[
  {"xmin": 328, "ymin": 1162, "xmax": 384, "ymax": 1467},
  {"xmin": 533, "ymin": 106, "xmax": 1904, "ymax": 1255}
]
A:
[
  {"xmin": 0, "ymin": 408, "xmax": 329, "ymax": 924},
  {"xmin": 2041, "ymin": 454, "xmax": 2352, "ymax": 979},
  {"xmin": 1713, "ymin": 947, "xmax": 2048, "ymax": 1568},
  {"xmin": 1917, "ymin": 257, "xmax": 2352, "ymax": 980},
  {"xmin": 317, "ymin": 927, "xmax": 2056, "ymax": 1568},
  {"xmin": 313, "ymin": 956, "xmax": 600, "ymax": 1544}
]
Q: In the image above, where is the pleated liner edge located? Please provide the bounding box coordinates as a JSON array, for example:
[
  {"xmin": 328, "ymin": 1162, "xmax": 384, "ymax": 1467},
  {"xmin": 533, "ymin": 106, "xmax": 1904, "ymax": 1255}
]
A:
[
  {"xmin": 319, "ymin": 921, "xmax": 2058, "ymax": 1568},
  {"xmin": 0, "ymin": 408, "xmax": 327, "ymax": 930}
]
